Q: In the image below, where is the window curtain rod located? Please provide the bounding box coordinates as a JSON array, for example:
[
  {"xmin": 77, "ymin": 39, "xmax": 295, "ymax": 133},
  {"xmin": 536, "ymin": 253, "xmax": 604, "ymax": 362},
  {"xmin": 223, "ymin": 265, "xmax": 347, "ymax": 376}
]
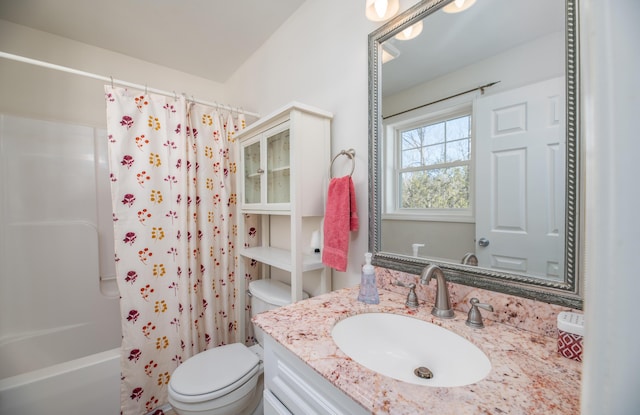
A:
[
  {"xmin": 382, "ymin": 81, "xmax": 500, "ymax": 120},
  {"xmin": 0, "ymin": 51, "xmax": 260, "ymax": 118}
]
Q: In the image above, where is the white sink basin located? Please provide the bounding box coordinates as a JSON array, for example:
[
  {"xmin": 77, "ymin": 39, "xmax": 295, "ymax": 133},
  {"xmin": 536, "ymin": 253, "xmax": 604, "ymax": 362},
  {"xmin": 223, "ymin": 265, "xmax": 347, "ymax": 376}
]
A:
[{"xmin": 331, "ymin": 313, "xmax": 491, "ymax": 387}]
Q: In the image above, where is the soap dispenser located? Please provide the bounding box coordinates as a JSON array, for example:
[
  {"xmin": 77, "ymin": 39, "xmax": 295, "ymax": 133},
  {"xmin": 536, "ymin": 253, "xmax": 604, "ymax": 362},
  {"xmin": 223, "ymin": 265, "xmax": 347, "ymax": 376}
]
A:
[{"xmin": 357, "ymin": 252, "xmax": 379, "ymax": 304}]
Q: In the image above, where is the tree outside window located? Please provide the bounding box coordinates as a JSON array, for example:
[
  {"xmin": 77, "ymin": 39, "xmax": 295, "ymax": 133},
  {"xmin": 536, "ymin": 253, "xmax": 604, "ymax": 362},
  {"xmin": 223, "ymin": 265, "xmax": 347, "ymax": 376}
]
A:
[{"xmin": 399, "ymin": 115, "xmax": 471, "ymax": 210}]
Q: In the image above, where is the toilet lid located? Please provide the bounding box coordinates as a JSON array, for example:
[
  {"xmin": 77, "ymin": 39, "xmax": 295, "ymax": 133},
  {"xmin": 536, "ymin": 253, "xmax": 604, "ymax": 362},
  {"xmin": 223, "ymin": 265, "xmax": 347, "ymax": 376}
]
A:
[{"xmin": 170, "ymin": 343, "xmax": 260, "ymax": 398}]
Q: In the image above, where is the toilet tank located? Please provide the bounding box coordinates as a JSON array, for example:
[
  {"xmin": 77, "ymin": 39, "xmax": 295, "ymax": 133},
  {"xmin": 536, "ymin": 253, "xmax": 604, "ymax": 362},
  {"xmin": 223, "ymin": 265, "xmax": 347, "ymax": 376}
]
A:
[
  {"xmin": 249, "ymin": 279, "xmax": 309, "ymax": 314},
  {"xmin": 249, "ymin": 279, "xmax": 309, "ymax": 345}
]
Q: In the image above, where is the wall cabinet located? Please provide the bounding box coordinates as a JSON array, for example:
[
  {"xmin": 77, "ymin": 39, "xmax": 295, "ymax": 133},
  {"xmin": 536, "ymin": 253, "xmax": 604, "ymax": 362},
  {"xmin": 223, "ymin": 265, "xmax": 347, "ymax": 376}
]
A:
[{"xmin": 237, "ymin": 103, "xmax": 332, "ymax": 337}]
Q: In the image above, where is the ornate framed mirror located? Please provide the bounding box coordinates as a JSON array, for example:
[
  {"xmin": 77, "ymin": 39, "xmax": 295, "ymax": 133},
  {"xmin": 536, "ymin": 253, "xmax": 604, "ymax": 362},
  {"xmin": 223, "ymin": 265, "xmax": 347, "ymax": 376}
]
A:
[{"xmin": 368, "ymin": 0, "xmax": 582, "ymax": 308}]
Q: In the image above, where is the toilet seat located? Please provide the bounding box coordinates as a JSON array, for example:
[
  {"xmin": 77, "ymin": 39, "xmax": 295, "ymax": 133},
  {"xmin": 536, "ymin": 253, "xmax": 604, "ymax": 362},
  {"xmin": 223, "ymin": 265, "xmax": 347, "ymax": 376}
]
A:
[{"xmin": 169, "ymin": 343, "xmax": 260, "ymax": 403}]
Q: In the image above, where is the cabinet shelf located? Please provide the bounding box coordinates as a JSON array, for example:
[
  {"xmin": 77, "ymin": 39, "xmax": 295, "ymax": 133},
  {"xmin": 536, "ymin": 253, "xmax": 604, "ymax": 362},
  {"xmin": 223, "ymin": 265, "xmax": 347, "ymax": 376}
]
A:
[
  {"xmin": 246, "ymin": 166, "xmax": 289, "ymax": 179},
  {"xmin": 269, "ymin": 166, "xmax": 290, "ymax": 173},
  {"xmin": 240, "ymin": 246, "xmax": 324, "ymax": 272}
]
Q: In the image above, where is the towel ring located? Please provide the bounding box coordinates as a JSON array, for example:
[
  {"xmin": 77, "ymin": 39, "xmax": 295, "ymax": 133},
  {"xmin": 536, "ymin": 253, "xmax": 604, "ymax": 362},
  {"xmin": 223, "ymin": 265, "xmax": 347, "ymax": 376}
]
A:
[{"xmin": 330, "ymin": 148, "xmax": 356, "ymax": 178}]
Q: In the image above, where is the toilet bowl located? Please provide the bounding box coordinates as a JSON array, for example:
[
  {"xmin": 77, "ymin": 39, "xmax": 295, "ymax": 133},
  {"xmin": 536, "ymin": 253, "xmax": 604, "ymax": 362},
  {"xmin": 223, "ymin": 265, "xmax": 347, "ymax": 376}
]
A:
[{"xmin": 168, "ymin": 279, "xmax": 308, "ymax": 415}]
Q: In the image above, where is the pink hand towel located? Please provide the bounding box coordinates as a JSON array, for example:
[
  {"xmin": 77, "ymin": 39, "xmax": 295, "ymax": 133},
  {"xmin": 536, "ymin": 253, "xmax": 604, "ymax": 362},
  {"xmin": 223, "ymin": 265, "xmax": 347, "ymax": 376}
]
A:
[{"xmin": 322, "ymin": 176, "xmax": 358, "ymax": 272}]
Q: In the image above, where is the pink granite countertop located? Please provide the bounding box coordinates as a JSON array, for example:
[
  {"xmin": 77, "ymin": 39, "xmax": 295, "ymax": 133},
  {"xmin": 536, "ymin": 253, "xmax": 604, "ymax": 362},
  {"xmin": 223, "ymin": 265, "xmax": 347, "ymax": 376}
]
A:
[{"xmin": 253, "ymin": 286, "xmax": 581, "ymax": 415}]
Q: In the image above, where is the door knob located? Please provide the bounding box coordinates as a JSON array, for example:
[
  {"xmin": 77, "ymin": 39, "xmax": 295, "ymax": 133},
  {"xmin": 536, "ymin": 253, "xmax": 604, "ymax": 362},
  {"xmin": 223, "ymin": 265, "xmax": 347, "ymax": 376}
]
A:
[{"xmin": 478, "ymin": 238, "xmax": 490, "ymax": 247}]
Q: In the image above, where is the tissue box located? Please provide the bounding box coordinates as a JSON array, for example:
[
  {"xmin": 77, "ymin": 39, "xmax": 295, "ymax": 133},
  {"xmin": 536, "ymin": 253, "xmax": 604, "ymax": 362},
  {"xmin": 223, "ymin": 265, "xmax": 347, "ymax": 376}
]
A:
[{"xmin": 557, "ymin": 311, "xmax": 584, "ymax": 362}]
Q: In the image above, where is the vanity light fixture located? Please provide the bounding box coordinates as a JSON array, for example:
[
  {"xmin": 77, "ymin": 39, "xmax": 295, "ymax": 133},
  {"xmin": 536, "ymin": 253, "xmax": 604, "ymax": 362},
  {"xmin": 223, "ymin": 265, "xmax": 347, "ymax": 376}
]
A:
[
  {"xmin": 366, "ymin": 0, "xmax": 399, "ymax": 22},
  {"xmin": 443, "ymin": 0, "xmax": 476, "ymax": 14},
  {"xmin": 394, "ymin": 21, "xmax": 424, "ymax": 41}
]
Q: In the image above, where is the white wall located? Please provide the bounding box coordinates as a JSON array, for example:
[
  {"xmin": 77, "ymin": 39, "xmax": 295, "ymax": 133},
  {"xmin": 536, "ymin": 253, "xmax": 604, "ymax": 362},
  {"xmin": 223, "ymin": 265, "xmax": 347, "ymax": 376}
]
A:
[
  {"xmin": 0, "ymin": 19, "xmax": 227, "ymax": 127},
  {"xmin": 381, "ymin": 220, "xmax": 475, "ymax": 260},
  {"xmin": 383, "ymin": 31, "xmax": 564, "ymax": 117},
  {"xmin": 225, "ymin": 0, "xmax": 419, "ymax": 288},
  {"xmin": 581, "ymin": 0, "xmax": 640, "ymax": 413}
]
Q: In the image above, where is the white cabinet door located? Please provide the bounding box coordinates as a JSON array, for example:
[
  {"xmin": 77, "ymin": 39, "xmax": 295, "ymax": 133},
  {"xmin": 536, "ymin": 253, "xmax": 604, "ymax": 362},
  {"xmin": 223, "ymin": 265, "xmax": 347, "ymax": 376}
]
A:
[
  {"xmin": 264, "ymin": 389, "xmax": 293, "ymax": 415},
  {"xmin": 475, "ymin": 77, "xmax": 565, "ymax": 279},
  {"xmin": 240, "ymin": 121, "xmax": 291, "ymax": 211},
  {"xmin": 265, "ymin": 124, "xmax": 291, "ymax": 205},
  {"xmin": 242, "ymin": 136, "xmax": 262, "ymax": 205},
  {"xmin": 264, "ymin": 336, "xmax": 368, "ymax": 415}
]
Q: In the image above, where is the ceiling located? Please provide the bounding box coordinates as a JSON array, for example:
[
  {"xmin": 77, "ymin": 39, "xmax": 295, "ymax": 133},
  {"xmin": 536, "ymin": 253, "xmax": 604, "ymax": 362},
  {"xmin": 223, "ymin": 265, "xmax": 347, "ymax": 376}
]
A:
[
  {"xmin": 0, "ymin": 0, "xmax": 306, "ymax": 83},
  {"xmin": 1, "ymin": 0, "xmax": 565, "ymax": 95},
  {"xmin": 382, "ymin": 0, "xmax": 564, "ymax": 96}
]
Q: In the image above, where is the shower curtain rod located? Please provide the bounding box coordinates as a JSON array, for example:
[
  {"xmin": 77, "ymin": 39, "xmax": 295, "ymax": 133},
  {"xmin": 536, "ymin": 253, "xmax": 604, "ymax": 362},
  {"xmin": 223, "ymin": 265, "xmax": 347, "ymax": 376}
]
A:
[
  {"xmin": 382, "ymin": 81, "xmax": 500, "ymax": 120},
  {"xmin": 0, "ymin": 51, "xmax": 260, "ymax": 118}
]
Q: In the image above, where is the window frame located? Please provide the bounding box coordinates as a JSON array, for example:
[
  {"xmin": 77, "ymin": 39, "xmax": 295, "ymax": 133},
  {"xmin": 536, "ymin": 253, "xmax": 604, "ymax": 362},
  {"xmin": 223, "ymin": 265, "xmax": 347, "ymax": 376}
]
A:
[{"xmin": 382, "ymin": 100, "xmax": 475, "ymax": 223}]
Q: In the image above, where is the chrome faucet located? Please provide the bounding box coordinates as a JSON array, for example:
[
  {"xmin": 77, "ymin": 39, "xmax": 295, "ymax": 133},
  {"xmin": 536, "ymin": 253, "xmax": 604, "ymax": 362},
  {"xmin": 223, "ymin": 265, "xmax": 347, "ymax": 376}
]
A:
[{"xmin": 419, "ymin": 265, "xmax": 454, "ymax": 319}]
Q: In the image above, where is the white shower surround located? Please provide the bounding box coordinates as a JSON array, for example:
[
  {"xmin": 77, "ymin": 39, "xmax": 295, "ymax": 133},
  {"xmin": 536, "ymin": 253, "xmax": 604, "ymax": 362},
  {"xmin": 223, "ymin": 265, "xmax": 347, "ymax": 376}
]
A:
[{"xmin": 0, "ymin": 114, "xmax": 121, "ymax": 413}]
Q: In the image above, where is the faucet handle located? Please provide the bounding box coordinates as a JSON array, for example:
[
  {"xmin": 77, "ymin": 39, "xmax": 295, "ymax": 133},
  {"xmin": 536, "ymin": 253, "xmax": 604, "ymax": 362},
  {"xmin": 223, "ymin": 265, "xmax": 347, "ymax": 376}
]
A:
[
  {"xmin": 460, "ymin": 252, "xmax": 478, "ymax": 266},
  {"xmin": 466, "ymin": 298, "xmax": 494, "ymax": 329},
  {"xmin": 394, "ymin": 281, "xmax": 419, "ymax": 308}
]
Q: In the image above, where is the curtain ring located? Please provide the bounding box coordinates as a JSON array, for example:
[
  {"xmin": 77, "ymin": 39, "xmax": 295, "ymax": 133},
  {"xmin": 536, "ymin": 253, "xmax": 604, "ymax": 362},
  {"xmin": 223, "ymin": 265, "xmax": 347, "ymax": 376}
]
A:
[
  {"xmin": 110, "ymin": 76, "xmax": 114, "ymax": 88},
  {"xmin": 144, "ymin": 84, "xmax": 148, "ymax": 95}
]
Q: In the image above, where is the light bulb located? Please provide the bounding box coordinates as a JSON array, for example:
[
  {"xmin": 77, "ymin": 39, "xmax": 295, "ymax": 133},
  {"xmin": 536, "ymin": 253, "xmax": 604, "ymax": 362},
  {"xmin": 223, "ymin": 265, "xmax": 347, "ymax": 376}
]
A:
[
  {"xmin": 443, "ymin": 0, "xmax": 476, "ymax": 13},
  {"xmin": 365, "ymin": 0, "xmax": 399, "ymax": 22},
  {"xmin": 375, "ymin": 0, "xmax": 388, "ymax": 18}
]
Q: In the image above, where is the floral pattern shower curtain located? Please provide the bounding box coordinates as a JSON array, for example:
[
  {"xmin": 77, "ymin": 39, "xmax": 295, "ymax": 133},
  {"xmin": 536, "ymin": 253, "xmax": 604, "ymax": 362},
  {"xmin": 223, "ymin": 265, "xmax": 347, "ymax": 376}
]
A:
[{"xmin": 105, "ymin": 86, "xmax": 256, "ymax": 415}]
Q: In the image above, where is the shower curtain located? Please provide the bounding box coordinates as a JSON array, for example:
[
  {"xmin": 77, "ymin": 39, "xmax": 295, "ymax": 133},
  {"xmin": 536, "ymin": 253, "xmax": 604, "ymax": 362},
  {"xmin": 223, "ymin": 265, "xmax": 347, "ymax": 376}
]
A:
[{"xmin": 105, "ymin": 86, "xmax": 255, "ymax": 415}]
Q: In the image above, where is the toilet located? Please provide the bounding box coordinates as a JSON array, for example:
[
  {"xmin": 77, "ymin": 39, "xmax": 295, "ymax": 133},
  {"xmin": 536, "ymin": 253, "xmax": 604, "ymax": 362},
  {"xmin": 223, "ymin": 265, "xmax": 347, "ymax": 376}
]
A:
[{"xmin": 168, "ymin": 279, "xmax": 308, "ymax": 415}]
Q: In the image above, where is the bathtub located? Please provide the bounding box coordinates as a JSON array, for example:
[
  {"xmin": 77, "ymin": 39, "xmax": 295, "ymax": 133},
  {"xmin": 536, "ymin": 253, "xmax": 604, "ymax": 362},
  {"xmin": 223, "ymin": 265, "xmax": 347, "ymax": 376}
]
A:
[
  {"xmin": 0, "ymin": 222, "xmax": 121, "ymax": 414},
  {"xmin": 0, "ymin": 347, "xmax": 120, "ymax": 415}
]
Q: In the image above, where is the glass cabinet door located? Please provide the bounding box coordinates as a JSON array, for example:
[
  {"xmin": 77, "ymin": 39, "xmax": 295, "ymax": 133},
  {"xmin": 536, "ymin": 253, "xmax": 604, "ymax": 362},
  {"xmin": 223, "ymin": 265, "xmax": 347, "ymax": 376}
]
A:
[
  {"xmin": 243, "ymin": 140, "xmax": 262, "ymax": 204},
  {"xmin": 266, "ymin": 129, "xmax": 290, "ymax": 204}
]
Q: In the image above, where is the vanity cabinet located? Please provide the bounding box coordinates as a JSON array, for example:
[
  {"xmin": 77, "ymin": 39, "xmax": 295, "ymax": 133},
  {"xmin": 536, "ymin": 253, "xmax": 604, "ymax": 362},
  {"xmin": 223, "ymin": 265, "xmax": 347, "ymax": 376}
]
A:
[
  {"xmin": 263, "ymin": 335, "xmax": 368, "ymax": 415},
  {"xmin": 237, "ymin": 102, "xmax": 332, "ymax": 316}
]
